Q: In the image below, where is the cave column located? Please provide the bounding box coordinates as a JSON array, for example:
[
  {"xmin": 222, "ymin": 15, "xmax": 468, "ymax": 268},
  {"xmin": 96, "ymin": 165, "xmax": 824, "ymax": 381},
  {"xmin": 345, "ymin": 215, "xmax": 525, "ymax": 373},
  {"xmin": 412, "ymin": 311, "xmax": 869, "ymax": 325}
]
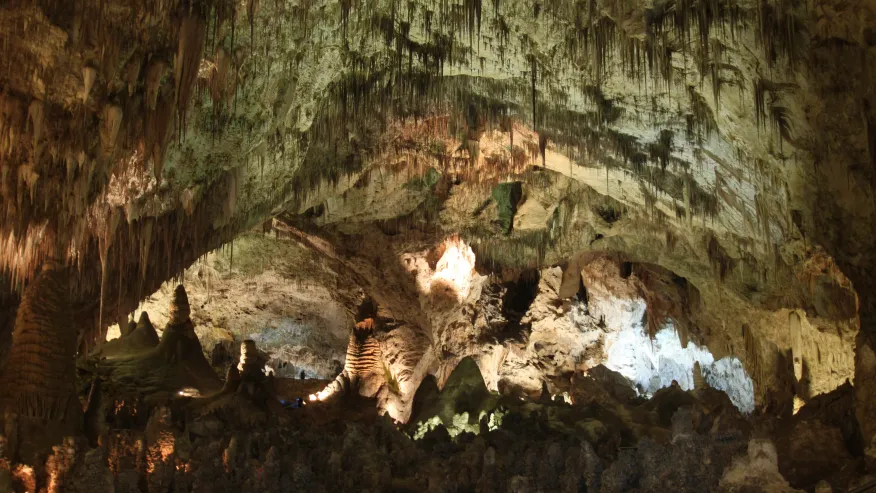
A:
[{"xmin": 1, "ymin": 261, "xmax": 81, "ymax": 462}]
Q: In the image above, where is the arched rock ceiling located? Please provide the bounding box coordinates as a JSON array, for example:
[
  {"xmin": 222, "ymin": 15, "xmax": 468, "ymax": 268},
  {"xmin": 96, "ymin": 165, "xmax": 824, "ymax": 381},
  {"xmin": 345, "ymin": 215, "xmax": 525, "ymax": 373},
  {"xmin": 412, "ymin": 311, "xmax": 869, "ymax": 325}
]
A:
[{"xmin": 0, "ymin": 0, "xmax": 874, "ymax": 345}]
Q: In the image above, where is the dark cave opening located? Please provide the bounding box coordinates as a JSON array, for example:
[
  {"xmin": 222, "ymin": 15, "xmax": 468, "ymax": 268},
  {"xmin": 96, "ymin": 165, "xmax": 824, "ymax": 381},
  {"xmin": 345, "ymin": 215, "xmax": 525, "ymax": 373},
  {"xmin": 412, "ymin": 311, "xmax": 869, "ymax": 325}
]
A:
[{"xmin": 499, "ymin": 268, "xmax": 540, "ymax": 341}]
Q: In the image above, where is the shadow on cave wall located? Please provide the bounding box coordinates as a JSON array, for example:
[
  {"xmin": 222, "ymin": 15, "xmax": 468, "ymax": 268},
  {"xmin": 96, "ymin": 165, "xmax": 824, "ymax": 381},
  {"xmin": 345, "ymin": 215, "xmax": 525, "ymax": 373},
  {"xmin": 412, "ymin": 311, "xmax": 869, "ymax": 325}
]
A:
[{"xmin": 498, "ymin": 268, "xmax": 540, "ymax": 343}]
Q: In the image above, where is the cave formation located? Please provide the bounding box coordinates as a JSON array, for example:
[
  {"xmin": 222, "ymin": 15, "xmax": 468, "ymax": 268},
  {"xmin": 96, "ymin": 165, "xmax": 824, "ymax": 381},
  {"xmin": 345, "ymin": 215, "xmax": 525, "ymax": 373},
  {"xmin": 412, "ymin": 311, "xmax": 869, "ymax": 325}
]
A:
[{"xmin": 0, "ymin": 0, "xmax": 875, "ymax": 491}]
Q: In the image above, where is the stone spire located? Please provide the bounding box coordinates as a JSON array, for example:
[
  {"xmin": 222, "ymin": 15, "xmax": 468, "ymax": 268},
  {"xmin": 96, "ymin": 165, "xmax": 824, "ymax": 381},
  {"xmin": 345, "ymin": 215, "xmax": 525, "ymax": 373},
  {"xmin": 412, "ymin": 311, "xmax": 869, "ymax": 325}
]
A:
[
  {"xmin": 131, "ymin": 311, "xmax": 159, "ymax": 347},
  {"xmin": 168, "ymin": 284, "xmax": 191, "ymax": 326}
]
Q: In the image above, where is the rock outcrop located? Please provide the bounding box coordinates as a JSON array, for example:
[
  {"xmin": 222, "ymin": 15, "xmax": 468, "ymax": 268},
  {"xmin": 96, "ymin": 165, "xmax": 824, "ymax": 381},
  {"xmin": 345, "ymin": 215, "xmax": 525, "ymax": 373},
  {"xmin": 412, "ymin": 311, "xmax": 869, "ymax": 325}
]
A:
[
  {"xmin": 0, "ymin": 0, "xmax": 874, "ymax": 488},
  {"xmin": 95, "ymin": 285, "xmax": 221, "ymax": 399}
]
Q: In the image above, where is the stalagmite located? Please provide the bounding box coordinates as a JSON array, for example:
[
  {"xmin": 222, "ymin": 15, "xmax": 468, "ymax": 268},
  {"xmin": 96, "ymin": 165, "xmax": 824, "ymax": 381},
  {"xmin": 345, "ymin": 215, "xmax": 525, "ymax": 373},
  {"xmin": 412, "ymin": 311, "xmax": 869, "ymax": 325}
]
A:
[
  {"xmin": 2, "ymin": 262, "xmax": 78, "ymax": 423},
  {"xmin": 222, "ymin": 364, "xmax": 241, "ymax": 393},
  {"xmin": 167, "ymin": 284, "xmax": 190, "ymax": 326},
  {"xmin": 120, "ymin": 317, "xmax": 136, "ymax": 337},
  {"xmin": 238, "ymin": 339, "xmax": 265, "ymax": 381},
  {"xmin": 130, "ymin": 311, "xmax": 159, "ymax": 347},
  {"xmin": 343, "ymin": 318, "xmax": 383, "ymax": 391}
]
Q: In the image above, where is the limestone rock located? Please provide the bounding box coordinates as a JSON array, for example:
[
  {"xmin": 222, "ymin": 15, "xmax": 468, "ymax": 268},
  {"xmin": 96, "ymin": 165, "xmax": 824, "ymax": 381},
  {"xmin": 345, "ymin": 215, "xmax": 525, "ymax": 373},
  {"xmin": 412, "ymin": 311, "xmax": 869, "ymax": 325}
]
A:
[
  {"xmin": 168, "ymin": 284, "xmax": 191, "ymax": 327},
  {"xmin": 721, "ymin": 440, "xmax": 805, "ymax": 493}
]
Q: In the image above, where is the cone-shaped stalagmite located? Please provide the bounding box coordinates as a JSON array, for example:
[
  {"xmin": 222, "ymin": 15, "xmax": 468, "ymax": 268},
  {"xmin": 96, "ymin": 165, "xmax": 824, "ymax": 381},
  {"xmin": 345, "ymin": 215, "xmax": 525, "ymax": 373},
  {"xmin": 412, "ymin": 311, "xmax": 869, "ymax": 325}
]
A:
[
  {"xmin": 156, "ymin": 285, "xmax": 220, "ymax": 390},
  {"xmin": 222, "ymin": 364, "xmax": 241, "ymax": 393},
  {"xmin": 168, "ymin": 284, "xmax": 191, "ymax": 326},
  {"xmin": 120, "ymin": 317, "xmax": 136, "ymax": 338},
  {"xmin": 2, "ymin": 262, "xmax": 78, "ymax": 421},
  {"xmin": 238, "ymin": 339, "xmax": 264, "ymax": 381},
  {"xmin": 97, "ymin": 311, "xmax": 160, "ymax": 358},
  {"xmin": 128, "ymin": 311, "xmax": 159, "ymax": 348},
  {"xmin": 159, "ymin": 284, "xmax": 197, "ymax": 362}
]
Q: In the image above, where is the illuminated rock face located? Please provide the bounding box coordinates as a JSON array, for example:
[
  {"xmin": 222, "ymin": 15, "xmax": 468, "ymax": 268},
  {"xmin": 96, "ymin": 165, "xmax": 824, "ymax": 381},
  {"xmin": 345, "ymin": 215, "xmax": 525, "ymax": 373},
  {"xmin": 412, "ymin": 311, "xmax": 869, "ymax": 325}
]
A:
[
  {"xmin": 0, "ymin": 0, "xmax": 873, "ymax": 486},
  {"xmin": 344, "ymin": 319, "xmax": 383, "ymax": 382},
  {"xmin": 603, "ymin": 323, "xmax": 755, "ymax": 413},
  {"xmin": 429, "ymin": 237, "xmax": 477, "ymax": 303}
]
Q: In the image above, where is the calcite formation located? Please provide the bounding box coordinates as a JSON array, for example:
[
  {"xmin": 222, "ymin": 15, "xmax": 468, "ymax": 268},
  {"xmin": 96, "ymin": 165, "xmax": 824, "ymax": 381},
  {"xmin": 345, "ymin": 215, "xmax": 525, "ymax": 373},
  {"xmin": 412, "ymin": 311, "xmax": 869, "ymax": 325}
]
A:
[
  {"xmin": 0, "ymin": 0, "xmax": 874, "ymax": 490},
  {"xmin": 343, "ymin": 319, "xmax": 384, "ymax": 391}
]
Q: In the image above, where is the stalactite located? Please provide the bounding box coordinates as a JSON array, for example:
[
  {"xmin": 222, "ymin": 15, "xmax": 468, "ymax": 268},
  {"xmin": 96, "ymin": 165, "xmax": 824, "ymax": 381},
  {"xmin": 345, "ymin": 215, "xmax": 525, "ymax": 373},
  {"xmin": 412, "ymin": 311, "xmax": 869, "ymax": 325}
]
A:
[
  {"xmin": 529, "ymin": 55, "xmax": 538, "ymax": 130},
  {"xmin": 99, "ymin": 104, "xmax": 123, "ymax": 157},
  {"xmin": 144, "ymin": 59, "xmax": 167, "ymax": 111},
  {"xmin": 743, "ymin": 323, "xmax": 764, "ymax": 386},
  {"xmin": 211, "ymin": 47, "xmax": 231, "ymax": 106},
  {"xmin": 94, "ymin": 209, "xmax": 122, "ymax": 345},
  {"xmin": 769, "ymin": 105, "xmax": 792, "ymax": 150},
  {"xmin": 138, "ymin": 219, "xmax": 153, "ymax": 301},
  {"xmin": 27, "ymin": 100, "xmax": 44, "ymax": 162},
  {"xmin": 145, "ymin": 88, "xmax": 175, "ymax": 181},
  {"xmin": 706, "ymin": 233, "xmax": 735, "ymax": 281},
  {"xmin": 754, "ymin": 78, "xmax": 766, "ymax": 130},
  {"xmin": 683, "ymin": 175, "xmax": 692, "ymax": 225},
  {"xmin": 247, "ymin": 0, "xmax": 258, "ymax": 47},
  {"xmin": 80, "ymin": 66, "xmax": 97, "ymax": 103},
  {"xmin": 174, "ymin": 13, "xmax": 208, "ymax": 136},
  {"xmin": 756, "ymin": 0, "xmax": 803, "ymax": 69}
]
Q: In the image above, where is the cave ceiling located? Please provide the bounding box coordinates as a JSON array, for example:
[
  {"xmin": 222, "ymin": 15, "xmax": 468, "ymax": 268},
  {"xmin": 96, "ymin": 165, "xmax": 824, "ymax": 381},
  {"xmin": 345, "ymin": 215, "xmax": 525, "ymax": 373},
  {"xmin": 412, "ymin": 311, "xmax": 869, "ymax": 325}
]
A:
[{"xmin": 0, "ymin": 0, "xmax": 874, "ymax": 351}]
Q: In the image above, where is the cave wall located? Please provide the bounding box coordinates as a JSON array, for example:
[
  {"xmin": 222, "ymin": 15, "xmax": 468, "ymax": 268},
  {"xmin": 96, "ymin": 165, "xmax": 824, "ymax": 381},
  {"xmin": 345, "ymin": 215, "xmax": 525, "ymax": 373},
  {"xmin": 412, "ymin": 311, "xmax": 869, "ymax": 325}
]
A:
[{"xmin": 0, "ymin": 0, "xmax": 875, "ymax": 464}]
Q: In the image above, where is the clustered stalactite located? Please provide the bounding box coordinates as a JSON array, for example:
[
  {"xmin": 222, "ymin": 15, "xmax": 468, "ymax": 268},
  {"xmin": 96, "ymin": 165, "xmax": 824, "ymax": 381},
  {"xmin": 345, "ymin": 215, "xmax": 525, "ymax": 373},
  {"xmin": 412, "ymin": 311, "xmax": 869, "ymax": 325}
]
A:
[
  {"xmin": 0, "ymin": 1, "xmax": 256, "ymax": 354},
  {"xmin": 308, "ymin": 0, "xmax": 806, "ymax": 192},
  {"xmin": 0, "ymin": 0, "xmax": 222, "ymax": 288},
  {"xmin": 0, "ymin": 0, "xmax": 811, "ymax": 336}
]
